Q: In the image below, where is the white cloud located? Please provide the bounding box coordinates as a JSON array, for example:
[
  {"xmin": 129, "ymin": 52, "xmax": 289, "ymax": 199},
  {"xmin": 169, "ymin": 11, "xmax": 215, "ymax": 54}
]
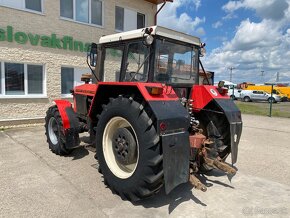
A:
[
  {"xmin": 204, "ymin": 0, "xmax": 290, "ymax": 83},
  {"xmin": 222, "ymin": 1, "xmax": 243, "ymax": 12},
  {"xmin": 225, "ymin": 19, "xmax": 281, "ymax": 51},
  {"xmin": 223, "ymin": 0, "xmax": 289, "ymax": 21},
  {"xmin": 193, "ymin": 0, "xmax": 201, "ymax": 10},
  {"xmin": 212, "ymin": 21, "xmax": 223, "ymax": 29},
  {"xmin": 157, "ymin": 0, "xmax": 205, "ymax": 35}
]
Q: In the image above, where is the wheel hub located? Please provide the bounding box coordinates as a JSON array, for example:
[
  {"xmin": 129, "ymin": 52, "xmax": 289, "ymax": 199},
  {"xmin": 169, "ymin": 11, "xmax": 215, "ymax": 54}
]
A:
[
  {"xmin": 48, "ymin": 117, "xmax": 59, "ymax": 145},
  {"xmin": 113, "ymin": 128, "xmax": 137, "ymax": 165}
]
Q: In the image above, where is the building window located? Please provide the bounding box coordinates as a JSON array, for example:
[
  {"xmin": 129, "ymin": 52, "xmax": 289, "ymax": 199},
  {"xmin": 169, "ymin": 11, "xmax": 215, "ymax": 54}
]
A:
[
  {"xmin": 115, "ymin": 6, "xmax": 146, "ymax": 31},
  {"xmin": 60, "ymin": 0, "xmax": 73, "ymax": 19},
  {"xmin": 60, "ymin": 0, "xmax": 103, "ymax": 26},
  {"xmin": 27, "ymin": 65, "xmax": 43, "ymax": 94},
  {"xmin": 5, "ymin": 63, "xmax": 25, "ymax": 95},
  {"xmin": 25, "ymin": 0, "xmax": 42, "ymax": 12},
  {"xmin": 0, "ymin": 62, "xmax": 45, "ymax": 97},
  {"xmin": 137, "ymin": 13, "xmax": 145, "ymax": 29},
  {"xmin": 0, "ymin": 0, "xmax": 42, "ymax": 12},
  {"xmin": 61, "ymin": 67, "xmax": 74, "ymax": 95},
  {"xmin": 115, "ymin": 6, "xmax": 124, "ymax": 31},
  {"xmin": 61, "ymin": 67, "xmax": 88, "ymax": 96}
]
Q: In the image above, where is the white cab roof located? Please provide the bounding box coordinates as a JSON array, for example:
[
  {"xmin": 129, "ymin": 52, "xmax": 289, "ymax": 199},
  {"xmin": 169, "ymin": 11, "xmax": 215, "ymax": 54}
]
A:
[{"xmin": 99, "ymin": 26, "xmax": 201, "ymax": 46}]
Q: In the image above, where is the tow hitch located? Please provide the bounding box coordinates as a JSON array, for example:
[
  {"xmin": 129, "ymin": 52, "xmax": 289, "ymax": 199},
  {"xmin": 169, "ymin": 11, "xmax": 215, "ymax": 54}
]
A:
[{"xmin": 188, "ymin": 133, "xmax": 237, "ymax": 192}]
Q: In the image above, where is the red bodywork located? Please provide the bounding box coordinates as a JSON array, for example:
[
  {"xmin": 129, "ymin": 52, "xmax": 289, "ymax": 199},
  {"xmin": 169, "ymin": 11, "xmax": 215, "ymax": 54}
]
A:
[
  {"xmin": 73, "ymin": 82, "xmax": 178, "ymax": 100},
  {"xmin": 191, "ymin": 85, "xmax": 229, "ymax": 112},
  {"xmin": 74, "ymin": 82, "xmax": 179, "ymax": 119},
  {"xmin": 54, "ymin": 83, "xmax": 230, "ymax": 131},
  {"xmin": 53, "ymin": 83, "xmax": 229, "ymax": 131},
  {"xmin": 54, "ymin": 82, "xmax": 179, "ymax": 131}
]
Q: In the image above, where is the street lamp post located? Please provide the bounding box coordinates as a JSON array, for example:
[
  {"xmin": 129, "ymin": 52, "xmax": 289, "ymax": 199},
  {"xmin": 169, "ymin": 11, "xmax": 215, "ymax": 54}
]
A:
[
  {"xmin": 261, "ymin": 70, "xmax": 264, "ymax": 83},
  {"xmin": 228, "ymin": 67, "xmax": 235, "ymax": 82}
]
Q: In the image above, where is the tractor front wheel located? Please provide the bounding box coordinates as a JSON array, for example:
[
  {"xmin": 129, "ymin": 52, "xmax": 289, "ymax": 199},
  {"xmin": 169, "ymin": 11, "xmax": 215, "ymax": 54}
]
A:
[
  {"xmin": 45, "ymin": 106, "xmax": 70, "ymax": 155},
  {"xmin": 95, "ymin": 96, "xmax": 163, "ymax": 201}
]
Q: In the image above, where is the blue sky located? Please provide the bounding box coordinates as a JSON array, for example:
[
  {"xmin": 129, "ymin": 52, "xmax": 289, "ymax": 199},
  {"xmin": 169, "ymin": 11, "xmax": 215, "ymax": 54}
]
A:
[{"xmin": 157, "ymin": 0, "xmax": 290, "ymax": 84}]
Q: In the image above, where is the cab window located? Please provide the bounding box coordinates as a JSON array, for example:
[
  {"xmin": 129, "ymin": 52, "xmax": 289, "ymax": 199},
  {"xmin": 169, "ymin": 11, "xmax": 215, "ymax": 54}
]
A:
[
  {"xmin": 103, "ymin": 46, "xmax": 124, "ymax": 82},
  {"xmin": 123, "ymin": 41, "xmax": 149, "ymax": 82}
]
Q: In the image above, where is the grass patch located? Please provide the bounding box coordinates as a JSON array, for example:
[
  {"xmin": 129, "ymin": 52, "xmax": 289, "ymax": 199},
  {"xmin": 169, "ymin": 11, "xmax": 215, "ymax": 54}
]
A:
[
  {"xmin": 0, "ymin": 127, "xmax": 10, "ymax": 131},
  {"xmin": 235, "ymin": 101, "xmax": 290, "ymax": 118}
]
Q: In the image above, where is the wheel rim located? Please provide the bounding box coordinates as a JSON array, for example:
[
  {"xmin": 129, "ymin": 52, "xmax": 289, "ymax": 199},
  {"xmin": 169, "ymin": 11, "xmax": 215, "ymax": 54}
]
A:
[
  {"xmin": 48, "ymin": 117, "xmax": 59, "ymax": 145},
  {"xmin": 103, "ymin": 117, "xmax": 139, "ymax": 179}
]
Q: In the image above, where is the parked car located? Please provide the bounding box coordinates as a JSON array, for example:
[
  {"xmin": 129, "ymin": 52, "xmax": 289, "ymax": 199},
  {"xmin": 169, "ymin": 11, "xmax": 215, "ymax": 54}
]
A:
[
  {"xmin": 240, "ymin": 90, "xmax": 281, "ymax": 103},
  {"xmin": 227, "ymin": 88, "xmax": 242, "ymax": 100},
  {"xmin": 244, "ymin": 85, "xmax": 288, "ymax": 101}
]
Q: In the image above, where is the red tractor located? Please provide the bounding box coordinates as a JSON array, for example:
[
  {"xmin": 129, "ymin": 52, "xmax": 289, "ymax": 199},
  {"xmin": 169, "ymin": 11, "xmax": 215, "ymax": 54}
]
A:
[{"xmin": 45, "ymin": 26, "xmax": 242, "ymax": 201}]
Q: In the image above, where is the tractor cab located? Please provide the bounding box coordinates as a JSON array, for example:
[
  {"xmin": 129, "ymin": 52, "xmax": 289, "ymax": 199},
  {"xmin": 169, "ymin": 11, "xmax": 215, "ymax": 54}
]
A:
[{"xmin": 89, "ymin": 26, "xmax": 203, "ymax": 97}]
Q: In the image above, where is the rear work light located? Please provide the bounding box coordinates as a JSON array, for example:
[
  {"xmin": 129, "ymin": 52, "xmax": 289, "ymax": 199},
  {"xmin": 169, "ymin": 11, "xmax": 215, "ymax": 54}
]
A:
[{"xmin": 146, "ymin": 86, "xmax": 163, "ymax": 95}]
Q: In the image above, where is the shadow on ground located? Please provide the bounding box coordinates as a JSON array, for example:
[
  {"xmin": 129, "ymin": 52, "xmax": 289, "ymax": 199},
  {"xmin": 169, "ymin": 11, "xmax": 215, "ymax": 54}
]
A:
[
  {"xmin": 134, "ymin": 169, "xmax": 236, "ymax": 214},
  {"xmin": 67, "ymin": 147, "xmax": 90, "ymax": 160}
]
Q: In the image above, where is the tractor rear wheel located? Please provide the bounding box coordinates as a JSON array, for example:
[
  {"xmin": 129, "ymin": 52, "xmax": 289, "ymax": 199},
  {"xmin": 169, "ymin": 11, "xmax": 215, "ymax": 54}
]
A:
[
  {"xmin": 95, "ymin": 96, "xmax": 163, "ymax": 201},
  {"xmin": 45, "ymin": 106, "xmax": 70, "ymax": 155}
]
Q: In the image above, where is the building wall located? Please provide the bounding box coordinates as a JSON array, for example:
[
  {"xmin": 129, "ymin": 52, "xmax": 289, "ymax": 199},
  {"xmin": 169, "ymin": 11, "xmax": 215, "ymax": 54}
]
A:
[{"xmin": 0, "ymin": 0, "xmax": 157, "ymax": 125}]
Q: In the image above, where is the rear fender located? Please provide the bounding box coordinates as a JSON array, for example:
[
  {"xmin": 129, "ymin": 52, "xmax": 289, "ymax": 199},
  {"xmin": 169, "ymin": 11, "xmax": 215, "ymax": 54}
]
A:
[
  {"xmin": 88, "ymin": 82, "xmax": 179, "ymax": 121},
  {"xmin": 190, "ymin": 85, "xmax": 229, "ymax": 112},
  {"xmin": 191, "ymin": 85, "xmax": 242, "ymax": 164}
]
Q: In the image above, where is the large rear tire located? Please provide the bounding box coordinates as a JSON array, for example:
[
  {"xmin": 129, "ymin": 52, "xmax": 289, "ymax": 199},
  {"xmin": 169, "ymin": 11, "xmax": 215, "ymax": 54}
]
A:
[
  {"xmin": 95, "ymin": 96, "xmax": 163, "ymax": 201},
  {"xmin": 45, "ymin": 106, "xmax": 70, "ymax": 155}
]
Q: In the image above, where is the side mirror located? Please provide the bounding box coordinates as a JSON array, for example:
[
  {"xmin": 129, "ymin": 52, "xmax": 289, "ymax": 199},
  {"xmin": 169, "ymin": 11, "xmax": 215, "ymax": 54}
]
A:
[
  {"xmin": 218, "ymin": 81, "xmax": 225, "ymax": 88},
  {"xmin": 88, "ymin": 43, "xmax": 98, "ymax": 67}
]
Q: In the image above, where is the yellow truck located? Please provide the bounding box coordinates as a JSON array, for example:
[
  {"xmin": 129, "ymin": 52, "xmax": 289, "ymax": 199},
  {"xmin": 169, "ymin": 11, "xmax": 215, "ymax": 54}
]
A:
[
  {"xmin": 244, "ymin": 85, "xmax": 289, "ymax": 101},
  {"xmin": 275, "ymin": 87, "xmax": 290, "ymax": 100}
]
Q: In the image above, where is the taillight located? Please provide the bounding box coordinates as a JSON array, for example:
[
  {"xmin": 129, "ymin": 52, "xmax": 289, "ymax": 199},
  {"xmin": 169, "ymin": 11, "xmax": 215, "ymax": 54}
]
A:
[{"xmin": 159, "ymin": 122, "xmax": 167, "ymax": 131}]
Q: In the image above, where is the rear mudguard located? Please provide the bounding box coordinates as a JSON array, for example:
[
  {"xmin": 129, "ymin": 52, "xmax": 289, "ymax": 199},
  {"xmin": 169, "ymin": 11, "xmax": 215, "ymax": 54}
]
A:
[
  {"xmin": 147, "ymin": 100, "xmax": 190, "ymax": 194},
  {"xmin": 214, "ymin": 99, "xmax": 242, "ymax": 164},
  {"xmin": 53, "ymin": 100, "xmax": 80, "ymax": 149},
  {"xmin": 191, "ymin": 85, "xmax": 242, "ymax": 164}
]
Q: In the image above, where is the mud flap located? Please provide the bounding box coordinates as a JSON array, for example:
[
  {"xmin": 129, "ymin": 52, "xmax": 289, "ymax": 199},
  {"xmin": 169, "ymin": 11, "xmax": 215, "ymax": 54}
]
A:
[
  {"xmin": 230, "ymin": 122, "xmax": 242, "ymax": 164},
  {"xmin": 162, "ymin": 131, "xmax": 190, "ymax": 194},
  {"xmin": 64, "ymin": 107, "xmax": 80, "ymax": 149}
]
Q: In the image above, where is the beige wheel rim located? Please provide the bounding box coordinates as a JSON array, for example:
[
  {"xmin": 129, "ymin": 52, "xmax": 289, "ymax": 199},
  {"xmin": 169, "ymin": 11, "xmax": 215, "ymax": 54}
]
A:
[{"xmin": 102, "ymin": 117, "xmax": 139, "ymax": 179}]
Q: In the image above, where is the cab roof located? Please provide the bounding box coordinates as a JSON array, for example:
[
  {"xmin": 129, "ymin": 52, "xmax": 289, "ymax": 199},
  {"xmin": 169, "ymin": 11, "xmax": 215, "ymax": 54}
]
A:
[{"xmin": 99, "ymin": 26, "xmax": 201, "ymax": 46}]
